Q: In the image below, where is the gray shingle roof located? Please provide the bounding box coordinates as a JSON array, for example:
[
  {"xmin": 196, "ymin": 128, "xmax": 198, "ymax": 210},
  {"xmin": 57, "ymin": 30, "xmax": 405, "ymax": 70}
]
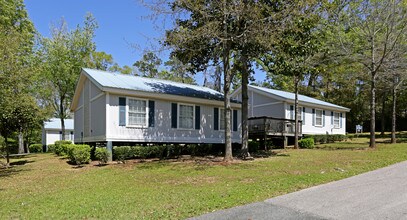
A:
[
  {"xmin": 44, "ymin": 118, "xmax": 74, "ymax": 130},
  {"xmin": 249, "ymin": 85, "xmax": 350, "ymax": 111},
  {"xmin": 83, "ymin": 68, "xmax": 233, "ymax": 102}
]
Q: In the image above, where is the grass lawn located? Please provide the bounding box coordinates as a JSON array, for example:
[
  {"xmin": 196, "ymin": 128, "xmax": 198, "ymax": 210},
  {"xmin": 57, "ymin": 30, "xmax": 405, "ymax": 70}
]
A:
[{"xmin": 1, "ymin": 138, "xmax": 407, "ymax": 219}]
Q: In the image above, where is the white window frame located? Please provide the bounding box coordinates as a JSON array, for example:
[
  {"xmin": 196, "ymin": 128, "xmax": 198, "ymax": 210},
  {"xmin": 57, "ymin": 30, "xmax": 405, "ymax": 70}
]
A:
[
  {"xmin": 315, "ymin": 109, "xmax": 323, "ymax": 127},
  {"xmin": 333, "ymin": 112, "xmax": 340, "ymax": 128},
  {"xmin": 178, "ymin": 103, "xmax": 195, "ymax": 130},
  {"xmin": 126, "ymin": 97, "xmax": 148, "ymax": 128}
]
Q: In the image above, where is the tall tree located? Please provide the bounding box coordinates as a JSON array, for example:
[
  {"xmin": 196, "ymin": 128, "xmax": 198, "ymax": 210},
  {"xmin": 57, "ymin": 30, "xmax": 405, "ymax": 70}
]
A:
[
  {"xmin": 338, "ymin": 0, "xmax": 407, "ymax": 148},
  {"xmin": 258, "ymin": 2, "xmax": 323, "ymax": 149},
  {"xmin": 39, "ymin": 14, "xmax": 97, "ymax": 140},
  {"xmin": 0, "ymin": 0, "xmax": 44, "ymax": 159},
  {"xmin": 133, "ymin": 51, "xmax": 162, "ymax": 78},
  {"xmin": 163, "ymin": 55, "xmax": 196, "ymax": 84}
]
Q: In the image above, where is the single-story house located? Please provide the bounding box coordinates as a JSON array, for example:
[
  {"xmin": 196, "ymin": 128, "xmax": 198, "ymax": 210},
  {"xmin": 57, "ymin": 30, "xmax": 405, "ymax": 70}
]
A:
[
  {"xmin": 231, "ymin": 85, "xmax": 350, "ymax": 135},
  {"xmin": 42, "ymin": 118, "xmax": 74, "ymax": 146},
  {"xmin": 70, "ymin": 68, "xmax": 242, "ymax": 148}
]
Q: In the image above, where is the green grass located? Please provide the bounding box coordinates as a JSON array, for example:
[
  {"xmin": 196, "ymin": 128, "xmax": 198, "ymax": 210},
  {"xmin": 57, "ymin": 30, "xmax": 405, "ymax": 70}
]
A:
[{"xmin": 1, "ymin": 138, "xmax": 407, "ymax": 219}]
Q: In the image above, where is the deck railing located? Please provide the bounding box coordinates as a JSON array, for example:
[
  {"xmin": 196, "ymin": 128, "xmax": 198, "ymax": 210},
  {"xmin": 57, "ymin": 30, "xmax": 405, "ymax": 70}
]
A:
[{"xmin": 248, "ymin": 117, "xmax": 302, "ymax": 136}]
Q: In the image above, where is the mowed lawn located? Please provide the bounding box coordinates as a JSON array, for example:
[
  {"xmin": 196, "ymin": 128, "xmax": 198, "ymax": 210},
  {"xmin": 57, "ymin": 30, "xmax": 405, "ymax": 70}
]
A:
[{"xmin": 1, "ymin": 138, "xmax": 407, "ymax": 219}]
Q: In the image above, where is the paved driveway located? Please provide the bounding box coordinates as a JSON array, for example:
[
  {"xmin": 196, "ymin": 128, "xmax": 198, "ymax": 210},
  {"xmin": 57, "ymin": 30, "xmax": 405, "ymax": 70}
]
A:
[{"xmin": 191, "ymin": 161, "xmax": 407, "ymax": 220}]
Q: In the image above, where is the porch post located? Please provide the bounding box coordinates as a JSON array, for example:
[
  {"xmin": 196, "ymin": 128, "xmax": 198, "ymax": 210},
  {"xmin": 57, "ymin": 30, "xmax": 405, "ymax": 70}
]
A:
[
  {"xmin": 107, "ymin": 141, "xmax": 113, "ymax": 162},
  {"xmin": 283, "ymin": 136, "xmax": 288, "ymax": 148}
]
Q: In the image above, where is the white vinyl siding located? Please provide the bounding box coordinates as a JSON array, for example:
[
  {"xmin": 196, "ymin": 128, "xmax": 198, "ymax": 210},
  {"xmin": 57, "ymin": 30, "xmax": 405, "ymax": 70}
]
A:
[
  {"xmin": 179, "ymin": 104, "xmax": 194, "ymax": 129},
  {"xmin": 334, "ymin": 112, "xmax": 340, "ymax": 128},
  {"xmin": 219, "ymin": 108, "xmax": 225, "ymax": 130},
  {"xmin": 128, "ymin": 98, "xmax": 147, "ymax": 126},
  {"xmin": 315, "ymin": 109, "xmax": 323, "ymax": 126}
]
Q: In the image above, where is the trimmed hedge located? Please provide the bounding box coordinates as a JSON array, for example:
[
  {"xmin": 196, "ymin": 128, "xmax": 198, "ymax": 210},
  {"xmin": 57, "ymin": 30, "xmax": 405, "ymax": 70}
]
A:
[
  {"xmin": 47, "ymin": 144, "xmax": 55, "ymax": 153},
  {"xmin": 54, "ymin": 140, "xmax": 73, "ymax": 156},
  {"xmin": 304, "ymin": 134, "xmax": 347, "ymax": 144},
  {"xmin": 66, "ymin": 144, "xmax": 91, "ymax": 165},
  {"xmin": 299, "ymin": 138, "xmax": 315, "ymax": 149},
  {"xmin": 112, "ymin": 144, "xmax": 225, "ymax": 162},
  {"xmin": 29, "ymin": 144, "xmax": 43, "ymax": 153},
  {"xmin": 113, "ymin": 146, "xmax": 132, "ymax": 163},
  {"xmin": 95, "ymin": 147, "xmax": 110, "ymax": 164}
]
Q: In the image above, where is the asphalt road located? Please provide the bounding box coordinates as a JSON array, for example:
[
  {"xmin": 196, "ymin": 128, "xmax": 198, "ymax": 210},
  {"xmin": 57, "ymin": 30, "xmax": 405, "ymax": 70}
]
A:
[{"xmin": 191, "ymin": 160, "xmax": 407, "ymax": 220}]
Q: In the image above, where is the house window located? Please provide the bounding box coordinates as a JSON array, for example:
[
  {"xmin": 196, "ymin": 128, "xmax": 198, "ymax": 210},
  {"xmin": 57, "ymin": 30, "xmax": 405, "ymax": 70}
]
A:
[
  {"xmin": 128, "ymin": 98, "xmax": 147, "ymax": 126},
  {"xmin": 179, "ymin": 104, "xmax": 194, "ymax": 129},
  {"xmin": 334, "ymin": 112, "xmax": 340, "ymax": 127},
  {"xmin": 219, "ymin": 108, "xmax": 225, "ymax": 130},
  {"xmin": 315, "ymin": 109, "xmax": 323, "ymax": 126}
]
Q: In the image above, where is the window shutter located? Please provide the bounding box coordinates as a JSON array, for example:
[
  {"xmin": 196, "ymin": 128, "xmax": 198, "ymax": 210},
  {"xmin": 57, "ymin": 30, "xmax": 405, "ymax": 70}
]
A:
[
  {"xmin": 171, "ymin": 103, "xmax": 177, "ymax": 128},
  {"xmin": 290, "ymin": 105, "xmax": 294, "ymax": 119},
  {"xmin": 323, "ymin": 110, "xmax": 326, "ymax": 127},
  {"xmin": 148, "ymin": 100, "xmax": 155, "ymax": 127},
  {"xmin": 340, "ymin": 113, "xmax": 343, "ymax": 128},
  {"xmin": 312, "ymin": 109, "xmax": 315, "ymax": 126},
  {"xmin": 119, "ymin": 97, "xmax": 126, "ymax": 126},
  {"xmin": 233, "ymin": 110, "xmax": 238, "ymax": 131},
  {"xmin": 195, "ymin": 106, "xmax": 200, "ymax": 130},
  {"xmin": 331, "ymin": 111, "xmax": 334, "ymax": 125},
  {"xmin": 302, "ymin": 107, "xmax": 305, "ymax": 124},
  {"xmin": 214, "ymin": 107, "xmax": 219, "ymax": 130}
]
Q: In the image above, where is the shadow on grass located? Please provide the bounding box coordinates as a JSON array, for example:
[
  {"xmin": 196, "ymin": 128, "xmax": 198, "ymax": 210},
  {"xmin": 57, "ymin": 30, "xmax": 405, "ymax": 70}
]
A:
[
  {"xmin": 0, "ymin": 166, "xmax": 29, "ymax": 178},
  {"xmin": 316, "ymin": 145, "xmax": 369, "ymax": 151},
  {"xmin": 9, "ymin": 160, "xmax": 34, "ymax": 166}
]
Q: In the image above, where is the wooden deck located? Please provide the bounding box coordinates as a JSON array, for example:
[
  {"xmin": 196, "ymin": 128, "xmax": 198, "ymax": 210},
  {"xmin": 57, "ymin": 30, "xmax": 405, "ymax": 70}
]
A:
[{"xmin": 248, "ymin": 117, "xmax": 302, "ymax": 148}]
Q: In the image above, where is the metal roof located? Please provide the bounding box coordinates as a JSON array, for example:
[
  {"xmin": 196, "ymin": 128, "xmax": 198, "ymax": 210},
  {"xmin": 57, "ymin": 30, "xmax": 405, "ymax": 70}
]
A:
[
  {"xmin": 249, "ymin": 85, "xmax": 350, "ymax": 111},
  {"xmin": 83, "ymin": 68, "xmax": 233, "ymax": 102},
  {"xmin": 43, "ymin": 118, "xmax": 74, "ymax": 130}
]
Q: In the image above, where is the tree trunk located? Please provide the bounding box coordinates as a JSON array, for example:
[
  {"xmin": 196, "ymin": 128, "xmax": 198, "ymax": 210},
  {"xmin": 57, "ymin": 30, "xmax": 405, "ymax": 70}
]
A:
[
  {"xmin": 18, "ymin": 130, "xmax": 24, "ymax": 154},
  {"xmin": 5, "ymin": 136, "xmax": 9, "ymax": 165},
  {"xmin": 370, "ymin": 72, "xmax": 376, "ymax": 148},
  {"xmin": 223, "ymin": 59, "xmax": 233, "ymax": 162},
  {"xmin": 294, "ymin": 75, "xmax": 299, "ymax": 149},
  {"xmin": 240, "ymin": 55, "xmax": 250, "ymax": 158},
  {"xmin": 60, "ymin": 117, "xmax": 65, "ymax": 141},
  {"xmin": 380, "ymin": 92, "xmax": 386, "ymax": 136},
  {"xmin": 391, "ymin": 85, "xmax": 397, "ymax": 144},
  {"xmin": 222, "ymin": 0, "xmax": 232, "ymax": 162}
]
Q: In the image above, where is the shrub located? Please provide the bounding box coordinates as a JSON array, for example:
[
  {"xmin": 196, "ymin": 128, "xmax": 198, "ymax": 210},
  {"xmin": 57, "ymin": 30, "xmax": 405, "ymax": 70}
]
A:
[
  {"xmin": 95, "ymin": 147, "xmax": 110, "ymax": 165},
  {"xmin": 113, "ymin": 146, "xmax": 132, "ymax": 163},
  {"xmin": 144, "ymin": 145, "xmax": 166, "ymax": 158},
  {"xmin": 66, "ymin": 144, "xmax": 91, "ymax": 165},
  {"xmin": 248, "ymin": 141, "xmax": 260, "ymax": 153},
  {"xmin": 299, "ymin": 138, "xmax": 315, "ymax": 149},
  {"xmin": 54, "ymin": 140, "xmax": 72, "ymax": 156},
  {"xmin": 47, "ymin": 144, "xmax": 55, "ymax": 153},
  {"xmin": 29, "ymin": 144, "xmax": 43, "ymax": 153}
]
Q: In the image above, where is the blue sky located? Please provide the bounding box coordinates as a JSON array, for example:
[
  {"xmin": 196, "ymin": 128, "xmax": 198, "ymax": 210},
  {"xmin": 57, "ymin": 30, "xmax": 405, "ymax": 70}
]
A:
[{"xmin": 25, "ymin": 0, "xmax": 265, "ymax": 85}]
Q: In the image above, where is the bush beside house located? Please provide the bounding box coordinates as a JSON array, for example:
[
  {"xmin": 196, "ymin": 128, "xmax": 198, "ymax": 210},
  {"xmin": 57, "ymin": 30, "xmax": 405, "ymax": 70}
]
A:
[{"xmin": 29, "ymin": 144, "xmax": 43, "ymax": 153}]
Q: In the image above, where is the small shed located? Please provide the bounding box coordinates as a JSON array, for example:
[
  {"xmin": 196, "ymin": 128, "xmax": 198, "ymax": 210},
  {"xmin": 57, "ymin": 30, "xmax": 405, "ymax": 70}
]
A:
[{"xmin": 42, "ymin": 118, "xmax": 74, "ymax": 146}]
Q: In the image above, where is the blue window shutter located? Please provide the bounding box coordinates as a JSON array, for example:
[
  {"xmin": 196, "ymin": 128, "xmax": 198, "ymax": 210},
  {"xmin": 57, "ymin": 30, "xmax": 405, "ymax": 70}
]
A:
[
  {"xmin": 340, "ymin": 113, "xmax": 343, "ymax": 128},
  {"xmin": 323, "ymin": 110, "xmax": 325, "ymax": 127},
  {"xmin": 214, "ymin": 107, "xmax": 219, "ymax": 130},
  {"xmin": 302, "ymin": 107, "xmax": 305, "ymax": 124},
  {"xmin": 148, "ymin": 100, "xmax": 155, "ymax": 127},
  {"xmin": 312, "ymin": 109, "xmax": 315, "ymax": 126},
  {"xmin": 119, "ymin": 97, "xmax": 126, "ymax": 126},
  {"xmin": 171, "ymin": 103, "xmax": 177, "ymax": 128},
  {"xmin": 331, "ymin": 111, "xmax": 334, "ymax": 125},
  {"xmin": 195, "ymin": 106, "xmax": 200, "ymax": 130},
  {"xmin": 233, "ymin": 110, "xmax": 238, "ymax": 131},
  {"xmin": 290, "ymin": 105, "xmax": 294, "ymax": 119}
]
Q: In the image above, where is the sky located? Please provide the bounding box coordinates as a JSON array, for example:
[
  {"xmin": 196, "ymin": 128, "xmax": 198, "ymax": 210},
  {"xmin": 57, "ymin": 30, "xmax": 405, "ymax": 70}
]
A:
[{"xmin": 24, "ymin": 0, "xmax": 266, "ymax": 85}]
